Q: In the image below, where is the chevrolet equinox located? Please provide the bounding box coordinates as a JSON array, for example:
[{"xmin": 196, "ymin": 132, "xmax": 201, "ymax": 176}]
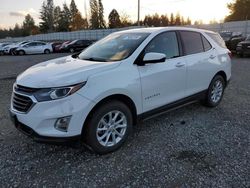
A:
[{"xmin": 10, "ymin": 27, "xmax": 232, "ymax": 154}]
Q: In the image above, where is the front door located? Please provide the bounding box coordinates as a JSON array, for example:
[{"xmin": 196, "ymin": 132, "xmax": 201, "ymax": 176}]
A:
[{"xmin": 137, "ymin": 31, "xmax": 187, "ymax": 112}]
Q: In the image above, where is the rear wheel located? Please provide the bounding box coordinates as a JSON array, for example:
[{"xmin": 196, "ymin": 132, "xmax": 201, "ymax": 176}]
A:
[
  {"xmin": 44, "ymin": 49, "xmax": 50, "ymax": 54},
  {"xmin": 84, "ymin": 101, "xmax": 133, "ymax": 154},
  {"xmin": 18, "ymin": 50, "xmax": 25, "ymax": 56},
  {"xmin": 204, "ymin": 75, "xmax": 225, "ymax": 107}
]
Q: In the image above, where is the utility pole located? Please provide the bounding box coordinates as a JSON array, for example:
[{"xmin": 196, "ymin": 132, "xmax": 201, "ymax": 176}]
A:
[{"xmin": 138, "ymin": 0, "xmax": 140, "ymax": 26}]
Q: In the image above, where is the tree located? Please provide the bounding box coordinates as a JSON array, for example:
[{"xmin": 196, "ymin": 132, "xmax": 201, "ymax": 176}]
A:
[
  {"xmin": 120, "ymin": 12, "xmax": 133, "ymax": 27},
  {"xmin": 39, "ymin": 0, "xmax": 54, "ymax": 33},
  {"xmin": 89, "ymin": 0, "xmax": 106, "ymax": 29},
  {"xmin": 71, "ymin": 12, "xmax": 88, "ymax": 30},
  {"xmin": 70, "ymin": 0, "xmax": 79, "ymax": 17},
  {"xmin": 98, "ymin": 0, "xmax": 106, "ymax": 28},
  {"xmin": 170, "ymin": 13, "xmax": 175, "ymax": 26},
  {"xmin": 175, "ymin": 13, "xmax": 181, "ymax": 25},
  {"xmin": 89, "ymin": 0, "xmax": 99, "ymax": 29},
  {"xmin": 160, "ymin": 15, "xmax": 169, "ymax": 26},
  {"xmin": 57, "ymin": 3, "xmax": 71, "ymax": 32},
  {"xmin": 225, "ymin": 0, "xmax": 250, "ymax": 22},
  {"xmin": 23, "ymin": 14, "xmax": 35, "ymax": 35},
  {"xmin": 54, "ymin": 6, "xmax": 61, "ymax": 31},
  {"xmin": 108, "ymin": 9, "xmax": 121, "ymax": 28},
  {"xmin": 186, "ymin": 17, "xmax": 192, "ymax": 25}
]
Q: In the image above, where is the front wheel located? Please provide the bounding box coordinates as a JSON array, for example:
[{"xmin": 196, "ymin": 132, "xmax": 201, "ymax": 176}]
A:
[
  {"xmin": 204, "ymin": 75, "xmax": 225, "ymax": 107},
  {"xmin": 84, "ymin": 101, "xmax": 133, "ymax": 154}
]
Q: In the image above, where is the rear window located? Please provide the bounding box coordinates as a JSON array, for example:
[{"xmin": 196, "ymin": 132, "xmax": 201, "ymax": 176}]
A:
[
  {"xmin": 206, "ymin": 33, "xmax": 227, "ymax": 48},
  {"xmin": 180, "ymin": 31, "xmax": 204, "ymax": 55}
]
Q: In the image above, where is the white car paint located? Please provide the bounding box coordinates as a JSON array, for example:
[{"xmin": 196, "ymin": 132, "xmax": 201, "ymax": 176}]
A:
[
  {"xmin": 10, "ymin": 27, "xmax": 231, "ymax": 139},
  {"xmin": 16, "ymin": 41, "xmax": 53, "ymax": 55}
]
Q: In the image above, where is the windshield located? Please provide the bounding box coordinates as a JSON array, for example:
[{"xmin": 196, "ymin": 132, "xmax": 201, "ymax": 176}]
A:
[{"xmin": 78, "ymin": 32, "xmax": 149, "ymax": 62}]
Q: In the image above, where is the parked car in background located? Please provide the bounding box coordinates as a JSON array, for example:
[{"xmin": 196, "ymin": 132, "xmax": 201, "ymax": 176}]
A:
[
  {"xmin": 59, "ymin": 41, "xmax": 71, "ymax": 52},
  {"xmin": 15, "ymin": 41, "xmax": 53, "ymax": 55},
  {"xmin": 219, "ymin": 31, "xmax": 245, "ymax": 51},
  {"xmin": 236, "ymin": 35, "xmax": 250, "ymax": 57},
  {"xmin": 10, "ymin": 27, "xmax": 231, "ymax": 154},
  {"xmin": 0, "ymin": 43, "xmax": 10, "ymax": 55},
  {"xmin": 60, "ymin": 39, "xmax": 94, "ymax": 53},
  {"xmin": 51, "ymin": 42, "xmax": 63, "ymax": 53},
  {"xmin": 3, "ymin": 41, "xmax": 30, "ymax": 55}
]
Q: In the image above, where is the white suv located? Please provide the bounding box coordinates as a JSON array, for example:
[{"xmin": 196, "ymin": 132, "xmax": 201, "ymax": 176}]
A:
[{"xmin": 10, "ymin": 27, "xmax": 231, "ymax": 154}]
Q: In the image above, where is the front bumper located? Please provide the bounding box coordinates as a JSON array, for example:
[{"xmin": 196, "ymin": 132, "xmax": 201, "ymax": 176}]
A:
[
  {"xmin": 10, "ymin": 93, "xmax": 96, "ymax": 142},
  {"xmin": 9, "ymin": 111, "xmax": 81, "ymax": 142}
]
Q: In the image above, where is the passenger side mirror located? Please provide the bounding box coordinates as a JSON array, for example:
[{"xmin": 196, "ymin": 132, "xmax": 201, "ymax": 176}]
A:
[{"xmin": 142, "ymin": 52, "xmax": 166, "ymax": 65}]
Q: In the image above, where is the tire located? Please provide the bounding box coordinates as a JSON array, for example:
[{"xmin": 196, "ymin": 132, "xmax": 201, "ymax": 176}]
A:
[
  {"xmin": 84, "ymin": 100, "xmax": 133, "ymax": 154},
  {"xmin": 44, "ymin": 49, "xmax": 50, "ymax": 54},
  {"xmin": 69, "ymin": 48, "xmax": 75, "ymax": 53},
  {"xmin": 0, "ymin": 51, "xmax": 4, "ymax": 56},
  {"xmin": 204, "ymin": 75, "xmax": 225, "ymax": 107},
  {"xmin": 18, "ymin": 50, "xmax": 25, "ymax": 56}
]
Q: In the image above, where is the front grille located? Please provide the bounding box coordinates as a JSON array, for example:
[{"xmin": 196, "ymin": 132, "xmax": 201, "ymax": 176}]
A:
[
  {"xmin": 12, "ymin": 93, "xmax": 34, "ymax": 113},
  {"xmin": 14, "ymin": 84, "xmax": 38, "ymax": 93}
]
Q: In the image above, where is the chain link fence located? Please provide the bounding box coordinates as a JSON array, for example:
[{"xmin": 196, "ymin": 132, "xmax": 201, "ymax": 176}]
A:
[{"xmin": 0, "ymin": 21, "xmax": 249, "ymax": 43}]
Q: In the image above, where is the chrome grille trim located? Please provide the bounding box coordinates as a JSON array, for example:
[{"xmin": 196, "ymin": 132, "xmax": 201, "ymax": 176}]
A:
[{"xmin": 11, "ymin": 91, "xmax": 37, "ymax": 114}]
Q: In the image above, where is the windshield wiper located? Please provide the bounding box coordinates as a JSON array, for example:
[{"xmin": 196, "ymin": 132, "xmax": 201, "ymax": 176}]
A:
[{"xmin": 82, "ymin": 57, "xmax": 108, "ymax": 62}]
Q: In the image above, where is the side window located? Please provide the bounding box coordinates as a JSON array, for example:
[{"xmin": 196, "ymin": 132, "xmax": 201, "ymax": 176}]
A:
[
  {"xmin": 180, "ymin": 31, "xmax": 204, "ymax": 55},
  {"xmin": 202, "ymin": 35, "xmax": 212, "ymax": 51},
  {"xmin": 145, "ymin": 32, "xmax": 179, "ymax": 59}
]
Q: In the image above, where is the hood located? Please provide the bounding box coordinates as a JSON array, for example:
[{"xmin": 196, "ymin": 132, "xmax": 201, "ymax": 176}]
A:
[
  {"xmin": 17, "ymin": 56, "xmax": 121, "ymax": 88},
  {"xmin": 4, "ymin": 44, "xmax": 18, "ymax": 49}
]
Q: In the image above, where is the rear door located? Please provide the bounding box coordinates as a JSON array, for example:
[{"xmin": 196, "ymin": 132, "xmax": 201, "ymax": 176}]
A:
[{"xmin": 179, "ymin": 31, "xmax": 217, "ymax": 96}]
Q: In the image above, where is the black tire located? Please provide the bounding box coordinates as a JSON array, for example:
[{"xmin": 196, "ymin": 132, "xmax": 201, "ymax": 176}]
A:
[
  {"xmin": 18, "ymin": 50, "xmax": 25, "ymax": 56},
  {"xmin": 0, "ymin": 51, "xmax": 4, "ymax": 56},
  {"xmin": 84, "ymin": 100, "xmax": 133, "ymax": 154},
  {"xmin": 69, "ymin": 48, "xmax": 75, "ymax": 53},
  {"xmin": 204, "ymin": 75, "xmax": 225, "ymax": 107},
  {"xmin": 44, "ymin": 49, "xmax": 50, "ymax": 54}
]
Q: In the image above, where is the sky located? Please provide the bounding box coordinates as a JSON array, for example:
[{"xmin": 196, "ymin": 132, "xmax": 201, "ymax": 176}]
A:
[{"xmin": 0, "ymin": 0, "xmax": 233, "ymax": 29}]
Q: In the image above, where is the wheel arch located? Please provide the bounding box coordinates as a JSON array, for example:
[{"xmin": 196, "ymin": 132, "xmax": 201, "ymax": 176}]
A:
[
  {"xmin": 214, "ymin": 70, "xmax": 227, "ymax": 85},
  {"xmin": 82, "ymin": 94, "xmax": 138, "ymax": 135}
]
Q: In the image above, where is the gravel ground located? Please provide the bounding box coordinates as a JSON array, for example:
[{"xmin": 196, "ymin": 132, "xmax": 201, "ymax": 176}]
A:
[{"xmin": 0, "ymin": 54, "xmax": 249, "ymax": 187}]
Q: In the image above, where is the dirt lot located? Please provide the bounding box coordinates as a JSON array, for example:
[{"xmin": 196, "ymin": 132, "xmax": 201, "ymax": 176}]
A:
[{"xmin": 0, "ymin": 54, "xmax": 249, "ymax": 187}]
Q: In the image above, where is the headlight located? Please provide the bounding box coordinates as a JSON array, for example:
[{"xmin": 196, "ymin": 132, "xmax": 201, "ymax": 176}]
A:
[{"xmin": 34, "ymin": 82, "xmax": 86, "ymax": 102}]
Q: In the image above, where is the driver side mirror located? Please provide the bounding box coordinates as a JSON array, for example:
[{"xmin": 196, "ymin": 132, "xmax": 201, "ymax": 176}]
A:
[{"xmin": 142, "ymin": 52, "xmax": 166, "ymax": 65}]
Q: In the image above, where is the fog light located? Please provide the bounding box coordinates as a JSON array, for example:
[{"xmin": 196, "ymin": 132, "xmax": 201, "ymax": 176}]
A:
[{"xmin": 54, "ymin": 116, "xmax": 71, "ymax": 132}]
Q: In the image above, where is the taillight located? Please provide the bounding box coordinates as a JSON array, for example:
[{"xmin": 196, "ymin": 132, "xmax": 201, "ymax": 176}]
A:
[{"xmin": 228, "ymin": 51, "xmax": 233, "ymax": 59}]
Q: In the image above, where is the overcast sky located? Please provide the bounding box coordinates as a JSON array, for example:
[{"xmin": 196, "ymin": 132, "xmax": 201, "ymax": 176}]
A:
[{"xmin": 0, "ymin": 0, "xmax": 233, "ymax": 29}]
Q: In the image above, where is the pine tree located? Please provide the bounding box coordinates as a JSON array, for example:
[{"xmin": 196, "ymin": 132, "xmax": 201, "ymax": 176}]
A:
[
  {"xmin": 90, "ymin": 0, "xmax": 99, "ymax": 29},
  {"xmin": 57, "ymin": 3, "xmax": 71, "ymax": 31},
  {"xmin": 23, "ymin": 14, "xmax": 35, "ymax": 35},
  {"xmin": 54, "ymin": 6, "xmax": 61, "ymax": 31},
  {"xmin": 175, "ymin": 13, "xmax": 181, "ymax": 25},
  {"xmin": 70, "ymin": 0, "xmax": 79, "ymax": 22},
  {"xmin": 170, "ymin": 13, "xmax": 175, "ymax": 26},
  {"xmin": 108, "ymin": 9, "xmax": 121, "ymax": 28},
  {"xmin": 39, "ymin": 0, "xmax": 54, "ymax": 33},
  {"xmin": 98, "ymin": 0, "xmax": 106, "ymax": 28}
]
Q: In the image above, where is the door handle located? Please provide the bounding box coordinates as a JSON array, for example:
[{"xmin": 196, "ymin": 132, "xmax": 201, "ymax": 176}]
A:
[
  {"xmin": 209, "ymin": 55, "xmax": 216, "ymax": 59},
  {"xmin": 175, "ymin": 62, "xmax": 185, "ymax": 68}
]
